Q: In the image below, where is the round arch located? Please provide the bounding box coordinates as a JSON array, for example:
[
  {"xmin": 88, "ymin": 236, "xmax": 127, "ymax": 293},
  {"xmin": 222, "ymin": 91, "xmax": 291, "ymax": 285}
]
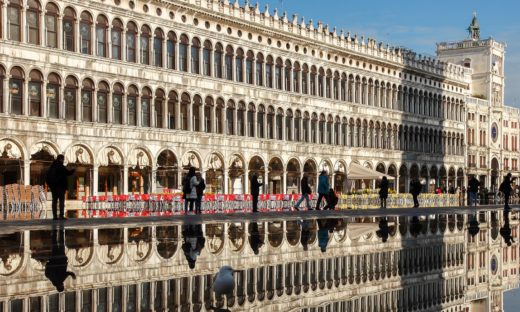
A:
[
  {"xmin": 156, "ymin": 149, "xmax": 179, "ymax": 192},
  {"xmin": 206, "ymin": 152, "xmax": 224, "ymax": 194},
  {"xmin": 228, "ymin": 154, "xmax": 246, "ymax": 194},
  {"xmin": 286, "ymin": 158, "xmax": 301, "ymax": 194},
  {"xmin": 268, "ymin": 157, "xmax": 284, "ymax": 194}
]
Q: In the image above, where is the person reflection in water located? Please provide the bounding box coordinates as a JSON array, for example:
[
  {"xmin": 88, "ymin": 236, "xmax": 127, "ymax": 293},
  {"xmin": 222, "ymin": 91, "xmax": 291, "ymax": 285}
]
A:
[
  {"xmin": 45, "ymin": 226, "xmax": 76, "ymax": 292},
  {"xmin": 300, "ymin": 219, "xmax": 312, "ymax": 251},
  {"xmin": 376, "ymin": 218, "xmax": 389, "ymax": 242},
  {"xmin": 318, "ymin": 219, "xmax": 336, "ymax": 253},
  {"xmin": 249, "ymin": 222, "xmax": 264, "ymax": 254},
  {"xmin": 500, "ymin": 211, "xmax": 515, "ymax": 246},
  {"xmin": 182, "ymin": 224, "xmax": 205, "ymax": 269}
]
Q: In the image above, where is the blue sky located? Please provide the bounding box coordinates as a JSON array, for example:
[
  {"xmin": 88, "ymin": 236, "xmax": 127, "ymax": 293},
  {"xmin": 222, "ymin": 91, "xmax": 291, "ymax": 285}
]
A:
[{"xmin": 257, "ymin": 0, "xmax": 520, "ymax": 107}]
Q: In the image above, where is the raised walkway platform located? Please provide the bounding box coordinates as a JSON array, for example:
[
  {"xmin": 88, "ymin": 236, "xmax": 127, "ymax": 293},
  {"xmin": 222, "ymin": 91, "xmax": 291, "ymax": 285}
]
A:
[{"xmin": 0, "ymin": 205, "xmax": 513, "ymax": 234}]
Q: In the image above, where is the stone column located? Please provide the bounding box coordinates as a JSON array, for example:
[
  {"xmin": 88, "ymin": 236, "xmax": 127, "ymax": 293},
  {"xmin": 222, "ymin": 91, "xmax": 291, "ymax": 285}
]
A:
[
  {"xmin": 175, "ymin": 99, "xmax": 181, "ymax": 130},
  {"xmin": 135, "ymin": 96, "xmax": 141, "ymax": 127},
  {"xmin": 151, "ymin": 166, "xmax": 157, "ymax": 194},
  {"xmin": 244, "ymin": 168, "xmax": 249, "ymax": 194},
  {"xmin": 92, "ymin": 88, "xmax": 98, "ymax": 122},
  {"xmin": 2, "ymin": 78, "xmax": 9, "ymax": 114},
  {"xmin": 264, "ymin": 170, "xmax": 269, "ymax": 194},
  {"xmin": 282, "ymin": 170, "xmax": 287, "ymax": 194},
  {"xmin": 22, "ymin": 80, "xmax": 28, "ymax": 116},
  {"xmin": 23, "ymin": 161, "xmax": 30, "ymax": 185},
  {"xmin": 1, "ymin": 3, "xmax": 7, "ymax": 39},
  {"xmin": 92, "ymin": 166, "xmax": 99, "ymax": 196},
  {"xmin": 121, "ymin": 30, "xmax": 126, "ymax": 61},
  {"xmin": 41, "ymin": 80, "xmax": 47, "ymax": 118},
  {"xmin": 224, "ymin": 169, "xmax": 229, "ymax": 194},
  {"xmin": 233, "ymin": 107, "xmax": 238, "ymax": 135},
  {"xmin": 75, "ymin": 87, "xmax": 81, "ymax": 121},
  {"xmin": 211, "ymin": 104, "xmax": 216, "ymax": 133},
  {"xmin": 74, "ymin": 20, "xmax": 80, "ymax": 53},
  {"xmin": 123, "ymin": 166, "xmax": 129, "ymax": 194},
  {"xmin": 253, "ymin": 110, "xmax": 257, "ymax": 138}
]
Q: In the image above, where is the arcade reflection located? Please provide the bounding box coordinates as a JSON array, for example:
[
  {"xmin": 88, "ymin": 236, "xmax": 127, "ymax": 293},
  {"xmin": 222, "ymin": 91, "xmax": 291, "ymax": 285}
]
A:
[{"xmin": 0, "ymin": 210, "xmax": 519, "ymax": 312}]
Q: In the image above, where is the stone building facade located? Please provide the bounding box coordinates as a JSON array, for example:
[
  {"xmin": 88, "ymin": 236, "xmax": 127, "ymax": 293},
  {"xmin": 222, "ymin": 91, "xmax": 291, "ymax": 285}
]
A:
[{"xmin": 0, "ymin": 0, "xmax": 513, "ymax": 198}]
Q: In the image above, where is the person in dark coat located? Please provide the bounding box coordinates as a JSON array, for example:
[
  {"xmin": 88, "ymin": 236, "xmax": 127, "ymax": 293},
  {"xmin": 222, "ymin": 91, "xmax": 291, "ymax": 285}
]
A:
[
  {"xmin": 468, "ymin": 176, "xmax": 480, "ymax": 207},
  {"xmin": 46, "ymin": 154, "xmax": 75, "ymax": 220},
  {"xmin": 315, "ymin": 171, "xmax": 330, "ymax": 210},
  {"xmin": 195, "ymin": 172, "xmax": 206, "ymax": 214},
  {"xmin": 250, "ymin": 174, "xmax": 263, "ymax": 213},
  {"xmin": 409, "ymin": 178, "xmax": 422, "ymax": 208},
  {"xmin": 300, "ymin": 219, "xmax": 312, "ymax": 251},
  {"xmin": 181, "ymin": 224, "xmax": 205, "ymax": 269},
  {"xmin": 499, "ymin": 173, "xmax": 513, "ymax": 210},
  {"xmin": 293, "ymin": 174, "xmax": 312, "ymax": 211},
  {"xmin": 45, "ymin": 225, "xmax": 76, "ymax": 292},
  {"xmin": 379, "ymin": 176, "xmax": 389, "ymax": 209},
  {"xmin": 500, "ymin": 210, "xmax": 514, "ymax": 246},
  {"xmin": 183, "ymin": 167, "xmax": 199, "ymax": 214},
  {"xmin": 317, "ymin": 219, "xmax": 329, "ymax": 252},
  {"xmin": 249, "ymin": 222, "xmax": 264, "ymax": 254},
  {"xmin": 323, "ymin": 189, "xmax": 338, "ymax": 210}
]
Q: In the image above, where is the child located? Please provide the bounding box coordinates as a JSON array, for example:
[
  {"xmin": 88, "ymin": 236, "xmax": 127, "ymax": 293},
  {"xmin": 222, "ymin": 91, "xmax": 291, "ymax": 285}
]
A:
[{"xmin": 323, "ymin": 189, "xmax": 338, "ymax": 210}]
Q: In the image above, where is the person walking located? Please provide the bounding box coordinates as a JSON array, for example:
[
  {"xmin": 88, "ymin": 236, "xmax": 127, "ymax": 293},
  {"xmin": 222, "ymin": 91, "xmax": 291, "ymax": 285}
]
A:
[
  {"xmin": 183, "ymin": 167, "xmax": 199, "ymax": 214},
  {"xmin": 499, "ymin": 173, "xmax": 513, "ymax": 210},
  {"xmin": 46, "ymin": 154, "xmax": 75, "ymax": 220},
  {"xmin": 293, "ymin": 174, "xmax": 312, "ymax": 211},
  {"xmin": 315, "ymin": 171, "xmax": 330, "ymax": 210},
  {"xmin": 323, "ymin": 188, "xmax": 339, "ymax": 210},
  {"xmin": 379, "ymin": 176, "xmax": 389, "ymax": 209},
  {"xmin": 195, "ymin": 172, "xmax": 206, "ymax": 214},
  {"xmin": 250, "ymin": 174, "xmax": 263, "ymax": 213},
  {"xmin": 410, "ymin": 178, "xmax": 422, "ymax": 208},
  {"xmin": 468, "ymin": 176, "xmax": 480, "ymax": 207}
]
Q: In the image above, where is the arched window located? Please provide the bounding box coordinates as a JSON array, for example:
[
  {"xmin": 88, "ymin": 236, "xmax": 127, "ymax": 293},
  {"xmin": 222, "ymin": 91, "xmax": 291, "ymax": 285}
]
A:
[
  {"xmin": 302, "ymin": 64, "xmax": 309, "ymax": 94},
  {"xmin": 62, "ymin": 7, "xmax": 76, "ymax": 51},
  {"xmin": 256, "ymin": 53, "xmax": 264, "ymax": 86},
  {"xmin": 275, "ymin": 58, "xmax": 283, "ymax": 90},
  {"xmin": 310, "ymin": 113, "xmax": 317, "ymax": 143},
  {"xmin": 127, "ymin": 85, "xmax": 138, "ymax": 126},
  {"xmin": 193, "ymin": 95, "xmax": 202, "ymax": 131},
  {"xmin": 276, "ymin": 108, "xmax": 283, "ymax": 140},
  {"xmin": 166, "ymin": 32, "xmax": 176, "ymax": 69},
  {"xmin": 64, "ymin": 76, "xmax": 77, "ymax": 120},
  {"xmin": 7, "ymin": 0, "xmax": 22, "ymax": 41},
  {"xmin": 167, "ymin": 91, "xmax": 177, "ymax": 129},
  {"xmin": 267, "ymin": 106, "xmax": 275, "ymax": 139},
  {"xmin": 225, "ymin": 46, "xmax": 234, "ymax": 80},
  {"xmin": 294, "ymin": 110, "xmax": 302, "ymax": 141},
  {"xmin": 81, "ymin": 78, "xmax": 94, "ymax": 122},
  {"xmin": 80, "ymin": 11, "xmax": 92, "ymax": 54},
  {"xmin": 204, "ymin": 97, "xmax": 213, "ymax": 133},
  {"xmin": 9, "ymin": 67, "xmax": 24, "ymax": 115},
  {"xmin": 266, "ymin": 56, "xmax": 274, "ymax": 88},
  {"xmin": 318, "ymin": 68, "xmax": 325, "ymax": 97},
  {"xmin": 44, "ymin": 3, "xmax": 59, "ymax": 48},
  {"xmin": 247, "ymin": 103, "xmax": 255, "ymax": 137},
  {"xmin": 235, "ymin": 48, "xmax": 244, "ymax": 83},
  {"xmin": 46, "ymin": 73, "xmax": 61, "ymax": 118},
  {"xmin": 237, "ymin": 101, "xmax": 246, "ymax": 136},
  {"xmin": 96, "ymin": 15, "xmax": 108, "ymax": 57},
  {"xmin": 226, "ymin": 100, "xmax": 235, "ymax": 135},
  {"xmin": 310, "ymin": 66, "xmax": 317, "ymax": 96},
  {"xmin": 126, "ymin": 22, "xmax": 137, "ymax": 62},
  {"xmin": 154, "ymin": 89, "xmax": 165, "ymax": 128},
  {"xmin": 333, "ymin": 72, "xmax": 340, "ymax": 100},
  {"xmin": 293, "ymin": 62, "xmax": 300, "ymax": 93},
  {"xmin": 112, "ymin": 83, "xmax": 124, "ymax": 124},
  {"xmin": 257, "ymin": 105, "xmax": 265, "ymax": 138},
  {"xmin": 285, "ymin": 110, "xmax": 293, "ymax": 141},
  {"xmin": 319, "ymin": 114, "xmax": 325, "ymax": 144},
  {"xmin": 140, "ymin": 25, "xmax": 151, "ymax": 65},
  {"xmin": 180, "ymin": 93, "xmax": 189, "ymax": 130},
  {"xmin": 216, "ymin": 98, "xmax": 225, "ymax": 134},
  {"xmin": 285, "ymin": 60, "xmax": 292, "ymax": 92},
  {"xmin": 154, "ymin": 28, "xmax": 164, "ymax": 67},
  {"xmin": 141, "ymin": 87, "xmax": 152, "ymax": 127},
  {"xmin": 27, "ymin": 0, "xmax": 41, "ymax": 44},
  {"xmin": 28, "ymin": 69, "xmax": 43, "ymax": 117},
  {"xmin": 203, "ymin": 40, "xmax": 212, "ymax": 76},
  {"xmin": 97, "ymin": 81, "xmax": 109, "ymax": 123},
  {"xmin": 214, "ymin": 43, "xmax": 223, "ymax": 78},
  {"xmin": 191, "ymin": 37, "xmax": 201, "ymax": 74},
  {"xmin": 246, "ymin": 51, "xmax": 254, "ymax": 84},
  {"xmin": 111, "ymin": 19, "xmax": 123, "ymax": 60},
  {"xmin": 179, "ymin": 34, "xmax": 189, "ymax": 72}
]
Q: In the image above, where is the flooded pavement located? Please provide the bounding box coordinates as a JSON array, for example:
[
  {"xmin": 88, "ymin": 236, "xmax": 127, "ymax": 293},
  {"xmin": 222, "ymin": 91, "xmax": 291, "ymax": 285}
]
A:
[{"xmin": 0, "ymin": 208, "xmax": 519, "ymax": 311}]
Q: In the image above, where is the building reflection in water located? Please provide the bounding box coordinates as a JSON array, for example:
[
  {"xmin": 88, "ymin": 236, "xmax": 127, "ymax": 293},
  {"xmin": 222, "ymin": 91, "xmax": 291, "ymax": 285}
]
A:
[{"xmin": 0, "ymin": 210, "xmax": 519, "ymax": 311}]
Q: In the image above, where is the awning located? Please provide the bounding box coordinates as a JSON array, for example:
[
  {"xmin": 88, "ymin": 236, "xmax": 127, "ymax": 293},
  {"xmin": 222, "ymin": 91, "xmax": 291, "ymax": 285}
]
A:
[{"xmin": 348, "ymin": 163, "xmax": 395, "ymax": 180}]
